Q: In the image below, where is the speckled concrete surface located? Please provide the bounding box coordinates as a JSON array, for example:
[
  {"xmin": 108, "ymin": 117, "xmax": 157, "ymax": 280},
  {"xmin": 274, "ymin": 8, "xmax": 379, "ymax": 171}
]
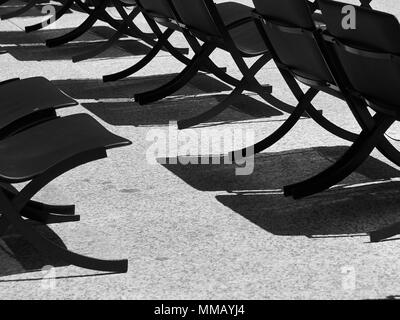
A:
[{"xmin": 0, "ymin": 0, "xmax": 400, "ymax": 300}]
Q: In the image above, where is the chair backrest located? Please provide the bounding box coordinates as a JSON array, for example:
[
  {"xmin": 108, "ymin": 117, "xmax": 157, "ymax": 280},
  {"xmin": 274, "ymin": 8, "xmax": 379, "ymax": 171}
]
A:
[
  {"xmin": 136, "ymin": 0, "xmax": 174, "ymax": 19},
  {"xmin": 252, "ymin": 0, "xmax": 335, "ymax": 84},
  {"xmin": 319, "ymin": 0, "xmax": 400, "ymax": 107},
  {"xmin": 170, "ymin": 0, "xmax": 222, "ymax": 38}
]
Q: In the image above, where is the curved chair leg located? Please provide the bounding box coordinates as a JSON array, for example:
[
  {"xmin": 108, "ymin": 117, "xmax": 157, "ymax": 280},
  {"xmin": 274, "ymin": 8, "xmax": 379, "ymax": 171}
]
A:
[
  {"xmin": 72, "ymin": 22, "xmax": 127, "ymax": 62},
  {"xmin": 134, "ymin": 44, "xmax": 216, "ymax": 105},
  {"xmin": 111, "ymin": 0, "xmax": 156, "ymax": 44},
  {"xmin": 178, "ymin": 85, "xmax": 242, "ymax": 130},
  {"xmin": 45, "ymin": 0, "xmax": 108, "ymax": 48},
  {"xmin": 0, "ymin": 195, "xmax": 128, "ymax": 272},
  {"xmin": 1, "ymin": 0, "xmax": 36, "ymax": 19},
  {"xmin": 102, "ymin": 28, "xmax": 174, "ymax": 82},
  {"xmin": 0, "ymin": 183, "xmax": 76, "ymax": 216},
  {"xmin": 229, "ymin": 88, "xmax": 319, "ymax": 159},
  {"xmin": 0, "ymin": 149, "xmax": 128, "ymax": 273},
  {"xmin": 0, "ymin": 0, "xmax": 11, "ymax": 6},
  {"xmin": 370, "ymin": 221, "xmax": 400, "ymax": 243},
  {"xmin": 348, "ymin": 100, "xmax": 400, "ymax": 168},
  {"xmin": 284, "ymin": 114, "xmax": 394, "ymax": 199},
  {"xmin": 21, "ymin": 206, "xmax": 80, "ymax": 224},
  {"xmin": 25, "ymin": 0, "xmax": 74, "ymax": 32}
]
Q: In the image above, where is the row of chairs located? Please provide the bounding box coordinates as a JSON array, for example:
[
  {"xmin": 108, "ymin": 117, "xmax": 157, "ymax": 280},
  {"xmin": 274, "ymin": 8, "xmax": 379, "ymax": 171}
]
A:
[
  {"xmin": 0, "ymin": 1, "xmax": 138, "ymax": 273},
  {"xmin": 0, "ymin": 0, "xmax": 399, "ymax": 274},
  {"xmin": 59, "ymin": 0, "xmax": 399, "ymax": 242}
]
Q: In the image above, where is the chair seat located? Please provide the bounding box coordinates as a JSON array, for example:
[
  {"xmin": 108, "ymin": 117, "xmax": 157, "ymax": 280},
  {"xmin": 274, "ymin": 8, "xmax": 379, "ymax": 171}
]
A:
[
  {"xmin": 0, "ymin": 114, "xmax": 131, "ymax": 183},
  {"xmin": 229, "ymin": 20, "xmax": 268, "ymax": 56},
  {"xmin": 217, "ymin": 2, "xmax": 268, "ymax": 55},
  {"xmin": 0, "ymin": 77, "xmax": 77, "ymax": 131},
  {"xmin": 217, "ymin": 1, "xmax": 253, "ymax": 27}
]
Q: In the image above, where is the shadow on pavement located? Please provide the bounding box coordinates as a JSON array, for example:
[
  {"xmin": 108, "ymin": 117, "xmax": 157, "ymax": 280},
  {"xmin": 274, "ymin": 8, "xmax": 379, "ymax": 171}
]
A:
[
  {"xmin": 161, "ymin": 146, "xmax": 400, "ymax": 238},
  {"xmin": 53, "ymin": 74, "xmax": 283, "ymax": 126}
]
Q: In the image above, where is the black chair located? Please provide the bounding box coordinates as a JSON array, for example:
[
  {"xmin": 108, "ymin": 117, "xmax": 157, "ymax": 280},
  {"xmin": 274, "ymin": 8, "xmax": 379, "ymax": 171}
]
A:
[
  {"xmin": 283, "ymin": 0, "xmax": 400, "ymax": 241},
  {"xmin": 280, "ymin": 1, "xmax": 400, "ymax": 196},
  {"xmin": 0, "ymin": 113, "xmax": 131, "ymax": 272},
  {"xmin": 102, "ymin": 0, "xmax": 194, "ymax": 82},
  {"xmin": 22, "ymin": 0, "xmax": 156, "ymax": 63},
  {"xmin": 0, "ymin": 76, "xmax": 82, "ymax": 234},
  {"xmin": 101, "ymin": 0, "xmax": 248, "ymax": 84},
  {"xmin": 131, "ymin": 0, "xmax": 300, "ymax": 131},
  {"xmin": 0, "ymin": 77, "xmax": 77, "ymax": 138}
]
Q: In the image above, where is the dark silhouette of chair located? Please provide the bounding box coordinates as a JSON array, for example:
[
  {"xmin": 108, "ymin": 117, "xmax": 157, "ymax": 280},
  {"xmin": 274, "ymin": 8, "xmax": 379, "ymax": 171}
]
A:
[
  {"xmin": 22, "ymin": 0, "xmax": 155, "ymax": 63},
  {"xmin": 0, "ymin": 76, "xmax": 77, "ymax": 137},
  {"xmin": 0, "ymin": 113, "xmax": 131, "ymax": 272},
  {"xmin": 264, "ymin": 0, "xmax": 400, "ymax": 241},
  {"xmin": 0, "ymin": 76, "xmax": 119, "ymax": 261},
  {"xmin": 130, "ymin": 0, "xmax": 304, "ymax": 131}
]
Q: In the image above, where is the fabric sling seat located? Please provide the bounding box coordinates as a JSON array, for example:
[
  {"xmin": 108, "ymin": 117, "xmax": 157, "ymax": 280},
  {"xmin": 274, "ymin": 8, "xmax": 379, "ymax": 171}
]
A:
[{"xmin": 0, "ymin": 113, "xmax": 131, "ymax": 272}]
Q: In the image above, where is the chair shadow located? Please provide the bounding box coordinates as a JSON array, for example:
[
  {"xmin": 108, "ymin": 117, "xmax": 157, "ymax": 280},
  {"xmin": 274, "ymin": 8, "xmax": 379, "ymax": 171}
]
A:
[
  {"xmin": 0, "ymin": 221, "xmax": 69, "ymax": 278},
  {"xmin": 0, "ymin": 0, "xmax": 71, "ymax": 18},
  {"xmin": 0, "ymin": 26, "xmax": 152, "ymax": 61},
  {"xmin": 53, "ymin": 74, "xmax": 283, "ymax": 126},
  {"xmin": 161, "ymin": 146, "xmax": 400, "ymax": 238}
]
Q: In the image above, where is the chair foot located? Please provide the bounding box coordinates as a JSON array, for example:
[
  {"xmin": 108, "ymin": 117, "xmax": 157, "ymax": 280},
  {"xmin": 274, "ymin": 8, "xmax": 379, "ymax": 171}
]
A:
[
  {"xmin": 45, "ymin": 0, "xmax": 107, "ymax": 48},
  {"xmin": 102, "ymin": 29, "xmax": 172, "ymax": 82},
  {"xmin": 285, "ymin": 114, "xmax": 394, "ymax": 199},
  {"xmin": 370, "ymin": 222, "xmax": 400, "ymax": 242},
  {"xmin": 229, "ymin": 88, "xmax": 318, "ymax": 159},
  {"xmin": 134, "ymin": 44, "xmax": 215, "ymax": 105},
  {"xmin": 21, "ymin": 207, "xmax": 80, "ymax": 224}
]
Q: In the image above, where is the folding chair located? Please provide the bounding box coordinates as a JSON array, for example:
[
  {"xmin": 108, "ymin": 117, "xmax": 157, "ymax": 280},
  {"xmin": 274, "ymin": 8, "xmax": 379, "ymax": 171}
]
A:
[{"xmin": 0, "ymin": 113, "xmax": 131, "ymax": 272}]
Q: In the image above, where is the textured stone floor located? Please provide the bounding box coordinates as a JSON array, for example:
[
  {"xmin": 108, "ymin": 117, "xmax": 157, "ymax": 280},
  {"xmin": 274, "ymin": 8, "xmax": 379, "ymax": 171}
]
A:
[{"xmin": 0, "ymin": 0, "xmax": 400, "ymax": 300}]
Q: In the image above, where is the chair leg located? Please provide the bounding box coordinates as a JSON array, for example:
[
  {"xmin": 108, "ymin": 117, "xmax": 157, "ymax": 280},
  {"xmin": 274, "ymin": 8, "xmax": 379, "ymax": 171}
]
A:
[
  {"xmin": 25, "ymin": 0, "xmax": 74, "ymax": 32},
  {"xmin": 0, "ymin": 183, "xmax": 76, "ymax": 216},
  {"xmin": 134, "ymin": 44, "xmax": 216, "ymax": 105},
  {"xmin": 0, "ymin": 215, "xmax": 10, "ymax": 236},
  {"xmin": 284, "ymin": 114, "xmax": 394, "ymax": 199},
  {"xmin": 229, "ymin": 88, "xmax": 319, "ymax": 159},
  {"xmin": 102, "ymin": 28, "xmax": 174, "ymax": 82},
  {"xmin": 45, "ymin": 0, "xmax": 108, "ymax": 48},
  {"xmin": 21, "ymin": 206, "xmax": 80, "ymax": 224},
  {"xmin": 370, "ymin": 222, "xmax": 400, "ymax": 242},
  {"xmin": 73, "ymin": 22, "xmax": 128, "ymax": 62},
  {"xmin": 111, "ymin": 0, "xmax": 156, "ymax": 44},
  {"xmin": 178, "ymin": 52, "xmax": 279, "ymax": 129},
  {"xmin": 0, "ymin": 149, "xmax": 128, "ymax": 273},
  {"xmin": 1, "ymin": 0, "xmax": 36, "ymax": 19},
  {"xmin": 0, "ymin": 192, "xmax": 127, "ymax": 272},
  {"xmin": 177, "ymin": 85, "xmax": 242, "ymax": 130}
]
